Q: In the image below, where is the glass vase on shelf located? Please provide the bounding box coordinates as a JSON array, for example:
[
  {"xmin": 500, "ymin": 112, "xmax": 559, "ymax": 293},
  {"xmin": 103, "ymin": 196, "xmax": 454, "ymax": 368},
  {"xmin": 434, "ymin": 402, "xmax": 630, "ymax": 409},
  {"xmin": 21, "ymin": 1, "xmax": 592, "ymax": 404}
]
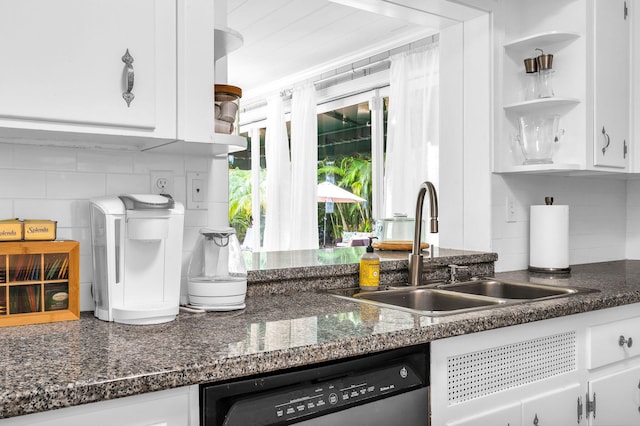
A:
[{"xmin": 516, "ymin": 114, "xmax": 564, "ymax": 165}]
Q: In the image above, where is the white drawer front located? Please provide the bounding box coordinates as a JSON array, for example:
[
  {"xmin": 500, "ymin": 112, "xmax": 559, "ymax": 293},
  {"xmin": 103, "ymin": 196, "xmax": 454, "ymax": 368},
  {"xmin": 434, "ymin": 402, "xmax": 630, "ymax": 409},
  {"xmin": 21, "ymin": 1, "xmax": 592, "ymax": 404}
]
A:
[{"xmin": 588, "ymin": 316, "xmax": 640, "ymax": 369}]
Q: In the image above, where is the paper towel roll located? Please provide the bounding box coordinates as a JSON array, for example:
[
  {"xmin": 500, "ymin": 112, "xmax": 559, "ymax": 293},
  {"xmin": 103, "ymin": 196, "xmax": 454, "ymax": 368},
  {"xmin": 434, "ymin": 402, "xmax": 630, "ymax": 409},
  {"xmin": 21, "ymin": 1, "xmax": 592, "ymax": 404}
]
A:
[{"xmin": 529, "ymin": 204, "xmax": 569, "ymax": 271}]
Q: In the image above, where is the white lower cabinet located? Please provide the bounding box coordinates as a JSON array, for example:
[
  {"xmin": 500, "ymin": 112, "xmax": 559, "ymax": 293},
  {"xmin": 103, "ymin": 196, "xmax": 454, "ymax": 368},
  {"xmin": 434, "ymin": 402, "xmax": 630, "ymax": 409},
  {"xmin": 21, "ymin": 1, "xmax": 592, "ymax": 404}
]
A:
[
  {"xmin": 447, "ymin": 384, "xmax": 582, "ymax": 426},
  {"xmin": 588, "ymin": 365, "xmax": 640, "ymax": 425},
  {"xmin": 521, "ymin": 383, "xmax": 582, "ymax": 425},
  {"xmin": 0, "ymin": 386, "xmax": 199, "ymax": 426},
  {"xmin": 446, "ymin": 402, "xmax": 521, "ymax": 426},
  {"xmin": 432, "ymin": 303, "xmax": 640, "ymax": 426}
]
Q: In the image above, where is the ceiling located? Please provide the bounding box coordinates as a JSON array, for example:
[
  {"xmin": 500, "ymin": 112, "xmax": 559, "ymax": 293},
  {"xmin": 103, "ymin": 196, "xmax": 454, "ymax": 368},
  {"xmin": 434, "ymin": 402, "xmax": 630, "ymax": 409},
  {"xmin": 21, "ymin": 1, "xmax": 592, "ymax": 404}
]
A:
[{"xmin": 226, "ymin": 0, "xmax": 436, "ymax": 101}]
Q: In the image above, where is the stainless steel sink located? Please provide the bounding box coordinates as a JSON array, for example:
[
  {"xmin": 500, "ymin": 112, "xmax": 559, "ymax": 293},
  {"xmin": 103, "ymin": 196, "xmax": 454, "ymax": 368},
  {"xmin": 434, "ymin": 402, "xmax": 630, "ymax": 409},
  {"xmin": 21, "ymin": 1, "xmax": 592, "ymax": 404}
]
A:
[
  {"xmin": 325, "ymin": 278, "xmax": 599, "ymax": 316},
  {"xmin": 439, "ymin": 279, "xmax": 581, "ymax": 300},
  {"xmin": 353, "ymin": 288, "xmax": 505, "ymax": 315}
]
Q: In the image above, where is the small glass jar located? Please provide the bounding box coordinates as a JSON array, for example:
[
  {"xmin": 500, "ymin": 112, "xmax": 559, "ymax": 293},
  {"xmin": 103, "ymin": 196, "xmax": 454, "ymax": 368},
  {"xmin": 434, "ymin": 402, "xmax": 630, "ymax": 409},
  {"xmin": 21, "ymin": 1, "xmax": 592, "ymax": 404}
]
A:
[
  {"xmin": 214, "ymin": 84, "xmax": 242, "ymax": 135},
  {"xmin": 537, "ymin": 69, "xmax": 555, "ymax": 98},
  {"xmin": 536, "ymin": 50, "xmax": 554, "ymax": 98},
  {"xmin": 523, "ymin": 57, "xmax": 539, "ymax": 101}
]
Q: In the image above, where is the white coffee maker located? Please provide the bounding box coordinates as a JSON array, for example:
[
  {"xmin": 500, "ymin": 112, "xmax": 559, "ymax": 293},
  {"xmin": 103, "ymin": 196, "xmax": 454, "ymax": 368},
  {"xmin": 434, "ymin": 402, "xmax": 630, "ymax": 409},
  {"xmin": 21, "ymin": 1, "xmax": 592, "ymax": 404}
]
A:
[{"xmin": 89, "ymin": 194, "xmax": 184, "ymax": 325}]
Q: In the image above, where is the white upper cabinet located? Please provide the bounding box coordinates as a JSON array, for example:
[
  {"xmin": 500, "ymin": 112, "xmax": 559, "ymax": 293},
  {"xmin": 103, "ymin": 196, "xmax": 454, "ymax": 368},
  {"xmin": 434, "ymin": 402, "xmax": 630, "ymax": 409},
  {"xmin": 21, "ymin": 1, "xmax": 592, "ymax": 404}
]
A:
[
  {"xmin": 592, "ymin": 0, "xmax": 630, "ymax": 168},
  {"xmin": 494, "ymin": 0, "xmax": 631, "ymax": 174},
  {"xmin": 0, "ymin": 0, "xmax": 247, "ymax": 156},
  {"xmin": 0, "ymin": 0, "xmax": 176, "ymax": 140}
]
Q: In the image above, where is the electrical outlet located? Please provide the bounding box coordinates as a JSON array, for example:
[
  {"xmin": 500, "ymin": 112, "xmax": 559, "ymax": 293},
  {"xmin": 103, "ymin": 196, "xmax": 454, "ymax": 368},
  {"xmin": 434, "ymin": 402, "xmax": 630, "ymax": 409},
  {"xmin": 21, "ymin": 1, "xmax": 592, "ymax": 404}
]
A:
[
  {"xmin": 187, "ymin": 172, "xmax": 207, "ymax": 210},
  {"xmin": 150, "ymin": 171, "xmax": 174, "ymax": 196},
  {"xmin": 506, "ymin": 196, "xmax": 516, "ymax": 223}
]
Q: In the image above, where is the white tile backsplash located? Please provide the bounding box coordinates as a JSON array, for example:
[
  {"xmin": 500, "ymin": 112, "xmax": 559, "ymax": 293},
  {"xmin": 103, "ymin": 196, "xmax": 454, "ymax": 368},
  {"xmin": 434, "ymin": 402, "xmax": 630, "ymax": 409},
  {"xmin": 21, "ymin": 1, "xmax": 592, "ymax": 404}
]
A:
[
  {"xmin": 14, "ymin": 199, "xmax": 84, "ymax": 227},
  {"xmin": 14, "ymin": 145, "xmax": 77, "ymax": 171},
  {"xmin": 0, "ymin": 169, "xmax": 47, "ymax": 198},
  {"xmin": 0, "ymin": 143, "xmax": 13, "ymax": 168},
  {"xmin": 45, "ymin": 171, "xmax": 106, "ymax": 199},
  {"xmin": 106, "ymin": 173, "xmax": 150, "ymax": 195},
  {"xmin": 0, "ymin": 143, "xmax": 225, "ymax": 312},
  {"xmin": 0, "ymin": 201, "xmax": 13, "ymax": 218},
  {"xmin": 77, "ymin": 150, "xmax": 134, "ymax": 173},
  {"xmin": 493, "ymin": 174, "xmax": 629, "ymax": 272},
  {"xmin": 132, "ymin": 152, "xmax": 186, "ymax": 174}
]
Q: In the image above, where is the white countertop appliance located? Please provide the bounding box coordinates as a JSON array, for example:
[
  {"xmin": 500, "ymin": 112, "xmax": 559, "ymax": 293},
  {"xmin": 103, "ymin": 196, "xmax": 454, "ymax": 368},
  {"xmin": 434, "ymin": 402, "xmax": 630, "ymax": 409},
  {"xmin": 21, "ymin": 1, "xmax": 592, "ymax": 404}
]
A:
[
  {"xmin": 89, "ymin": 194, "xmax": 185, "ymax": 325},
  {"xmin": 187, "ymin": 227, "xmax": 247, "ymax": 311}
]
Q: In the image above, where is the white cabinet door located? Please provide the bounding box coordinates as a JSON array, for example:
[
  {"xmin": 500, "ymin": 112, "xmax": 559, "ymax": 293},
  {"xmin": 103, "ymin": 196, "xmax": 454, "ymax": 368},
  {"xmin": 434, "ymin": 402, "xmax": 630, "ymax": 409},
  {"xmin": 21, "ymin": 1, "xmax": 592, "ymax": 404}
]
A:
[
  {"xmin": 0, "ymin": 0, "xmax": 176, "ymax": 138},
  {"xmin": 592, "ymin": 0, "xmax": 629, "ymax": 169},
  {"xmin": 521, "ymin": 383, "xmax": 583, "ymax": 425},
  {"xmin": 0, "ymin": 386, "xmax": 197, "ymax": 426},
  {"xmin": 589, "ymin": 364, "xmax": 640, "ymax": 425},
  {"xmin": 447, "ymin": 402, "xmax": 522, "ymax": 426}
]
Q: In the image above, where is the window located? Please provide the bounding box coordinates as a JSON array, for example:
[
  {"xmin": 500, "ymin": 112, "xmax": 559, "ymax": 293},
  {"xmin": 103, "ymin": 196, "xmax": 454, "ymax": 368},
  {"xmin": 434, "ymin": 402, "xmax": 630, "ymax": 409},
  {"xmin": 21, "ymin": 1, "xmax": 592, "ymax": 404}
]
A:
[{"xmin": 230, "ymin": 91, "xmax": 388, "ymax": 250}]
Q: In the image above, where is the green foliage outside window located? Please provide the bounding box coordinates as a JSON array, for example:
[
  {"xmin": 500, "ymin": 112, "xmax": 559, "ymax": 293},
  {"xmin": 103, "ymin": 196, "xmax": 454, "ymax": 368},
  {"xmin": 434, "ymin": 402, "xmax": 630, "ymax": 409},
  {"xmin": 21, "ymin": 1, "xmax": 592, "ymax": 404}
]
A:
[{"xmin": 229, "ymin": 156, "xmax": 372, "ymax": 247}]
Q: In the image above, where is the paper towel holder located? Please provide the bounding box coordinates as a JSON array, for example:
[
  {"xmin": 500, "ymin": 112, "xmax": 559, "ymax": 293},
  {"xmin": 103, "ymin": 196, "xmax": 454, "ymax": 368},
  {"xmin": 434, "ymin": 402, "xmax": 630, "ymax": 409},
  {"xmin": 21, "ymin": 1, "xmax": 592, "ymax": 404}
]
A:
[{"xmin": 528, "ymin": 196, "xmax": 571, "ymax": 276}]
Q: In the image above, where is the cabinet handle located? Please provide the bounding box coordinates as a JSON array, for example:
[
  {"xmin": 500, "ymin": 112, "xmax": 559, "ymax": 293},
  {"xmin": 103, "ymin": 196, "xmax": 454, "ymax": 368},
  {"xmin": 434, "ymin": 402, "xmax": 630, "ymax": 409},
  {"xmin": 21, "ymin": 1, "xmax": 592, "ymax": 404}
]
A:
[
  {"xmin": 121, "ymin": 49, "xmax": 135, "ymax": 107},
  {"xmin": 533, "ymin": 413, "xmax": 539, "ymax": 425},
  {"xmin": 601, "ymin": 126, "xmax": 611, "ymax": 156},
  {"xmin": 624, "ymin": 140, "xmax": 628, "ymax": 159},
  {"xmin": 619, "ymin": 335, "xmax": 633, "ymax": 348},
  {"xmin": 625, "ymin": 1, "xmax": 628, "ymax": 19},
  {"xmin": 577, "ymin": 396, "xmax": 583, "ymax": 423}
]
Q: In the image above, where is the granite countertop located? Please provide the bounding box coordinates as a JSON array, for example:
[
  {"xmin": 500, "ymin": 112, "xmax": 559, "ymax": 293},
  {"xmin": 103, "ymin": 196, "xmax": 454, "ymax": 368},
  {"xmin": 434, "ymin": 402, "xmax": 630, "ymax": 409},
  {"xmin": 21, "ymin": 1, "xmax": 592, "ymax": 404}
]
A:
[{"xmin": 1, "ymin": 251, "xmax": 640, "ymax": 419}]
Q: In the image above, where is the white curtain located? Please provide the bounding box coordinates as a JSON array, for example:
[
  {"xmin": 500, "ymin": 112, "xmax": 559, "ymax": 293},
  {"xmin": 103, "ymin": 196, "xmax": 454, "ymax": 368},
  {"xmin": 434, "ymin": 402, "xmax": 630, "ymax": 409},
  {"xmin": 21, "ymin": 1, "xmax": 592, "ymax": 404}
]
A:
[
  {"xmin": 263, "ymin": 95, "xmax": 292, "ymax": 251},
  {"xmin": 384, "ymin": 42, "xmax": 440, "ymax": 222},
  {"xmin": 289, "ymin": 83, "xmax": 319, "ymax": 250}
]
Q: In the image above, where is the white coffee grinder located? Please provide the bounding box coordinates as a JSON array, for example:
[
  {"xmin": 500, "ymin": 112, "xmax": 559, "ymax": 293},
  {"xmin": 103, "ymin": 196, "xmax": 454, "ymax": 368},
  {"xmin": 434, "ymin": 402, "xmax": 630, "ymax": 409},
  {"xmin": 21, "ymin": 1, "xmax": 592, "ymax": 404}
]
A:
[{"xmin": 187, "ymin": 227, "xmax": 247, "ymax": 311}]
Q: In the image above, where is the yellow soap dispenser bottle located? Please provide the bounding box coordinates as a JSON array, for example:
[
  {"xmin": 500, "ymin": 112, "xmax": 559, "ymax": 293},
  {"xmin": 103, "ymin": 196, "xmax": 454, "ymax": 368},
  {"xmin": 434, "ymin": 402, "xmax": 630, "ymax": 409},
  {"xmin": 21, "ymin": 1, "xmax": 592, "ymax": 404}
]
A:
[{"xmin": 359, "ymin": 237, "xmax": 380, "ymax": 291}]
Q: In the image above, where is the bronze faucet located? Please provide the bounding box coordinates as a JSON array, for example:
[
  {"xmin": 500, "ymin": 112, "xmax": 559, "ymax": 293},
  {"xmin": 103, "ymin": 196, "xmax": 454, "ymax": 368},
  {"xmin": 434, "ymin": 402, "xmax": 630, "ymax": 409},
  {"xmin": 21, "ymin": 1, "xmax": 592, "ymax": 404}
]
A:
[{"xmin": 408, "ymin": 181, "xmax": 438, "ymax": 286}]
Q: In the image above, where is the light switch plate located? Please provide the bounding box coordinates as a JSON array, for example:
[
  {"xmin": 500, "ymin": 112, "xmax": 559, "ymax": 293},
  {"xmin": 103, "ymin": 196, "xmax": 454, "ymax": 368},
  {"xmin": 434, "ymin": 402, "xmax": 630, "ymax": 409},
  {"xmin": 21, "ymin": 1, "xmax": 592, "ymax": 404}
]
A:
[{"xmin": 187, "ymin": 172, "xmax": 207, "ymax": 210}]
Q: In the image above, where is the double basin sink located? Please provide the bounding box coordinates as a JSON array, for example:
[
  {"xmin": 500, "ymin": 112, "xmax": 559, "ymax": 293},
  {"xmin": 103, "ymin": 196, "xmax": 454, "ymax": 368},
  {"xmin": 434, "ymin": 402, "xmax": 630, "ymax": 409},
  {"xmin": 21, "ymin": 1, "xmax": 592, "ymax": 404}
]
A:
[{"xmin": 327, "ymin": 278, "xmax": 599, "ymax": 316}]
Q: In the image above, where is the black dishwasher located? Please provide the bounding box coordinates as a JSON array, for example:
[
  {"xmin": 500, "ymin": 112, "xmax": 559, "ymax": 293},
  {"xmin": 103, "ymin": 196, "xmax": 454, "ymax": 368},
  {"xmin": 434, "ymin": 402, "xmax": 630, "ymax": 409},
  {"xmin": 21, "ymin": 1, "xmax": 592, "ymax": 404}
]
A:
[{"xmin": 200, "ymin": 345, "xmax": 429, "ymax": 425}]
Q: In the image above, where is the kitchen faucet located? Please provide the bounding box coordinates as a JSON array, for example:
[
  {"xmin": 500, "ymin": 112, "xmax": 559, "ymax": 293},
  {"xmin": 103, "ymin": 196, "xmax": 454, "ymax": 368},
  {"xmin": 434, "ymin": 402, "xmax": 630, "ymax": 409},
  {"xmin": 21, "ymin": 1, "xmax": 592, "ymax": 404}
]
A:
[{"xmin": 408, "ymin": 181, "xmax": 438, "ymax": 286}]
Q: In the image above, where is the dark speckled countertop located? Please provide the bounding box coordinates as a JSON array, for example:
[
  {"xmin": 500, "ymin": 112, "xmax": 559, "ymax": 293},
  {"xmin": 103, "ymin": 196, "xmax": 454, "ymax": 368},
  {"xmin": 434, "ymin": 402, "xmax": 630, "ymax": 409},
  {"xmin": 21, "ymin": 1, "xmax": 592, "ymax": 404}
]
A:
[{"xmin": 1, "ymin": 247, "xmax": 639, "ymax": 420}]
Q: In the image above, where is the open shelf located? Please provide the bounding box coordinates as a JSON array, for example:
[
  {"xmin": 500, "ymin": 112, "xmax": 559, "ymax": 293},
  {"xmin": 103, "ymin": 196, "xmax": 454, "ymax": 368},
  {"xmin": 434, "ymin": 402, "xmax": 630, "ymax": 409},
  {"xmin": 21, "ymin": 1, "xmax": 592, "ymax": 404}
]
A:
[
  {"xmin": 504, "ymin": 97, "xmax": 581, "ymax": 114},
  {"xmin": 494, "ymin": 163, "xmax": 583, "ymax": 174},
  {"xmin": 504, "ymin": 31, "xmax": 580, "ymax": 51},
  {"xmin": 214, "ymin": 27, "xmax": 244, "ymax": 61}
]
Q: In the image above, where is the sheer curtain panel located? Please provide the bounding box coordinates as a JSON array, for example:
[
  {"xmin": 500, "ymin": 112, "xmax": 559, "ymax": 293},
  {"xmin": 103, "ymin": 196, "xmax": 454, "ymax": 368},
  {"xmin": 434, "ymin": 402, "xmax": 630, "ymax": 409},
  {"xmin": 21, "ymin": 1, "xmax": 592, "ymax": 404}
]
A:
[
  {"xmin": 263, "ymin": 95, "xmax": 292, "ymax": 251},
  {"xmin": 290, "ymin": 83, "xmax": 319, "ymax": 250},
  {"xmin": 383, "ymin": 43, "xmax": 440, "ymax": 231}
]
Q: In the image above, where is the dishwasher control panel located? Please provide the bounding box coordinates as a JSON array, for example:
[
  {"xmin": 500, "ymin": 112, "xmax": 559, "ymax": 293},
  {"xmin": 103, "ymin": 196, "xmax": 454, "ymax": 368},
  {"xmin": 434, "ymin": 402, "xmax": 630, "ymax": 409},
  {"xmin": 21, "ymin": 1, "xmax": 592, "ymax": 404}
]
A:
[{"xmin": 222, "ymin": 361, "xmax": 424, "ymax": 425}]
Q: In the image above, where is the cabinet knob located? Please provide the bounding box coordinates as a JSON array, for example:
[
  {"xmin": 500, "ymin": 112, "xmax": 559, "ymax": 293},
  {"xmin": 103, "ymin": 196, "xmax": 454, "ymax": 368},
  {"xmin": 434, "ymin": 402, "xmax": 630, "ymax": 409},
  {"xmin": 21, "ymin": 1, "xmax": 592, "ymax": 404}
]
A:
[
  {"xmin": 533, "ymin": 413, "xmax": 539, "ymax": 425},
  {"xmin": 619, "ymin": 335, "xmax": 633, "ymax": 348},
  {"xmin": 121, "ymin": 49, "xmax": 135, "ymax": 107}
]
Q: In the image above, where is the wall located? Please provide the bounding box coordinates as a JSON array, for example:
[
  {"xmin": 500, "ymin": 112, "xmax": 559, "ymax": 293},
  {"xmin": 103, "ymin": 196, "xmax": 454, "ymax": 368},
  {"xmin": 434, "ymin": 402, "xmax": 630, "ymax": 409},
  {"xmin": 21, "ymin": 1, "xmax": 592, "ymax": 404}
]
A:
[
  {"xmin": 626, "ymin": 179, "xmax": 640, "ymax": 258},
  {"xmin": 0, "ymin": 142, "xmax": 218, "ymax": 311},
  {"xmin": 492, "ymin": 174, "xmax": 628, "ymax": 272}
]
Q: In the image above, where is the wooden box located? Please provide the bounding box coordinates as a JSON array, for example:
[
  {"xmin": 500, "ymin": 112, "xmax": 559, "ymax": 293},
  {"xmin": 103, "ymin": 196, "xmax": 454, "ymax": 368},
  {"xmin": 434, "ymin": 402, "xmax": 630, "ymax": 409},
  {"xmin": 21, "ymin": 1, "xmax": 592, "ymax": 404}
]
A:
[
  {"xmin": 0, "ymin": 219, "xmax": 23, "ymax": 241},
  {"xmin": 0, "ymin": 241, "xmax": 80, "ymax": 327},
  {"xmin": 23, "ymin": 220, "xmax": 57, "ymax": 241}
]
